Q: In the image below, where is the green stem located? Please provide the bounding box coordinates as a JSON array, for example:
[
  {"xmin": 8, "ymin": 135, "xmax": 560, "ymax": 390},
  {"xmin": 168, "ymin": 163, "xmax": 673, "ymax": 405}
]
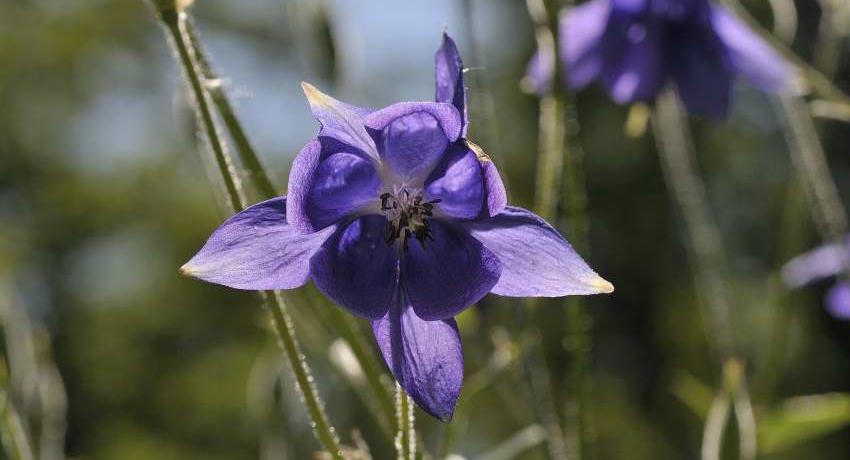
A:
[
  {"xmin": 395, "ymin": 384, "xmax": 415, "ymax": 460},
  {"xmin": 157, "ymin": 6, "xmax": 246, "ymax": 213},
  {"xmin": 652, "ymin": 92, "xmax": 758, "ymax": 456},
  {"xmin": 265, "ymin": 291, "xmax": 344, "ymax": 459},
  {"xmin": 774, "ymin": 93, "xmax": 849, "ymax": 243},
  {"xmin": 651, "ymin": 91, "xmax": 734, "ymax": 360},
  {"xmin": 184, "ymin": 20, "xmax": 279, "ymax": 200},
  {"xmin": 527, "ymin": 0, "xmax": 593, "ymax": 457},
  {"xmin": 149, "ymin": 4, "xmax": 344, "ymax": 457},
  {"xmin": 324, "ymin": 305, "xmax": 396, "ymax": 431},
  {"xmin": 182, "ymin": 15, "xmax": 398, "ymax": 436}
]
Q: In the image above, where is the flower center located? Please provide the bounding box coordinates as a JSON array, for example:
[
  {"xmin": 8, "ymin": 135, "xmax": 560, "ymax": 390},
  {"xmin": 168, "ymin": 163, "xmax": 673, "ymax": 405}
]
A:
[{"xmin": 380, "ymin": 187, "xmax": 441, "ymax": 251}]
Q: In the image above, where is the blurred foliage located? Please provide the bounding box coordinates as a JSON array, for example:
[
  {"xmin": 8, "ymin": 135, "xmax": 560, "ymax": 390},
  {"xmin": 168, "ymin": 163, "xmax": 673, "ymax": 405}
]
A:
[{"xmin": 1, "ymin": 0, "xmax": 850, "ymax": 459}]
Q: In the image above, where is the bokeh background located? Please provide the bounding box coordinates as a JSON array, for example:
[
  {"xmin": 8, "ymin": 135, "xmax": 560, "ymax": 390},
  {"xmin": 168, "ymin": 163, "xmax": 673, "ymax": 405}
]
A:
[{"xmin": 2, "ymin": 0, "xmax": 850, "ymax": 459}]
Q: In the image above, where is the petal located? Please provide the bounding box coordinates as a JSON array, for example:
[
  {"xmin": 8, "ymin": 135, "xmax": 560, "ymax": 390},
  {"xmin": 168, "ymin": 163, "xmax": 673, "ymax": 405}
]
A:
[
  {"xmin": 435, "ymin": 32, "xmax": 467, "ymax": 134},
  {"xmin": 826, "ymin": 282, "xmax": 850, "ymax": 320},
  {"xmin": 287, "ymin": 139, "xmax": 321, "ymax": 233},
  {"xmin": 301, "ymin": 82, "xmax": 379, "ymax": 158},
  {"xmin": 467, "ymin": 140, "xmax": 507, "ymax": 217},
  {"xmin": 425, "ymin": 144, "xmax": 484, "ymax": 220},
  {"xmin": 403, "ymin": 220, "xmax": 501, "ymax": 320},
  {"xmin": 287, "ymin": 137, "xmax": 381, "ymax": 233},
  {"xmin": 372, "ymin": 294, "xmax": 463, "ymax": 421},
  {"xmin": 782, "ymin": 240, "xmax": 850, "ymax": 288},
  {"xmin": 310, "ymin": 215, "xmax": 398, "ymax": 319},
  {"xmin": 561, "ymin": 0, "xmax": 611, "ymax": 90},
  {"xmin": 670, "ymin": 29, "xmax": 733, "ymax": 117},
  {"xmin": 710, "ymin": 5, "xmax": 793, "ymax": 93},
  {"xmin": 522, "ymin": 47, "xmax": 555, "ymax": 95},
  {"xmin": 600, "ymin": 16, "xmax": 666, "ymax": 104},
  {"xmin": 182, "ymin": 197, "xmax": 336, "ymax": 290},
  {"xmin": 366, "ymin": 102, "xmax": 462, "ymax": 180},
  {"xmin": 465, "ymin": 206, "xmax": 614, "ymax": 297}
]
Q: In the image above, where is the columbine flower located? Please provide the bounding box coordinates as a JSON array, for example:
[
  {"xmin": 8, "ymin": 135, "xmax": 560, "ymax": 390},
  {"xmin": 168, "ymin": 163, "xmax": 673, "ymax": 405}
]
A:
[
  {"xmin": 182, "ymin": 33, "xmax": 613, "ymax": 420},
  {"xmin": 523, "ymin": 0, "xmax": 793, "ymax": 117},
  {"xmin": 782, "ymin": 236, "xmax": 850, "ymax": 319}
]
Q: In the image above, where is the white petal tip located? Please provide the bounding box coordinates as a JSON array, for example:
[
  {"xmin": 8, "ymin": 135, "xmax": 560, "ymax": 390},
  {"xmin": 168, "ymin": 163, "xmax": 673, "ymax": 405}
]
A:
[
  {"xmin": 590, "ymin": 276, "xmax": 614, "ymax": 294},
  {"xmin": 301, "ymin": 81, "xmax": 330, "ymax": 108},
  {"xmin": 179, "ymin": 263, "xmax": 195, "ymax": 276}
]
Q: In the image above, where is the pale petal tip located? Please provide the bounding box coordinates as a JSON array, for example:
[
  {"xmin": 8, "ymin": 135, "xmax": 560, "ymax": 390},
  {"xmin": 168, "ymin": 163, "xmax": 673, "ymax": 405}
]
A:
[
  {"xmin": 301, "ymin": 81, "xmax": 329, "ymax": 108},
  {"xmin": 591, "ymin": 276, "xmax": 614, "ymax": 294},
  {"xmin": 179, "ymin": 262, "xmax": 196, "ymax": 277}
]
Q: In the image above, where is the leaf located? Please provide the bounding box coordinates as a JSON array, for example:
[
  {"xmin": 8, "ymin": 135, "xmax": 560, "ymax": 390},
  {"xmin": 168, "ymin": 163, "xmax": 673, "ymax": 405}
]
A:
[
  {"xmin": 759, "ymin": 393, "xmax": 850, "ymax": 454},
  {"xmin": 671, "ymin": 371, "xmax": 715, "ymax": 419}
]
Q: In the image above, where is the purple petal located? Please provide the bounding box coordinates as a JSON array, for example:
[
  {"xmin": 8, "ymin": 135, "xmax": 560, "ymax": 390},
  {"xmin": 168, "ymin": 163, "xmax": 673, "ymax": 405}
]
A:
[
  {"xmin": 826, "ymin": 282, "xmax": 850, "ymax": 320},
  {"xmin": 523, "ymin": 48, "xmax": 555, "ymax": 95},
  {"xmin": 425, "ymin": 144, "xmax": 484, "ymax": 220},
  {"xmin": 611, "ymin": 0, "xmax": 647, "ymax": 14},
  {"xmin": 403, "ymin": 220, "xmax": 501, "ymax": 321},
  {"xmin": 301, "ymin": 82, "xmax": 378, "ymax": 158},
  {"xmin": 465, "ymin": 141, "xmax": 507, "ymax": 217},
  {"xmin": 600, "ymin": 16, "xmax": 666, "ymax": 104},
  {"xmin": 782, "ymin": 239, "xmax": 850, "ymax": 288},
  {"xmin": 710, "ymin": 5, "xmax": 793, "ymax": 93},
  {"xmin": 561, "ymin": 0, "xmax": 611, "ymax": 90},
  {"xmin": 435, "ymin": 32, "xmax": 467, "ymax": 134},
  {"xmin": 287, "ymin": 137, "xmax": 381, "ymax": 233},
  {"xmin": 372, "ymin": 293, "xmax": 463, "ymax": 421},
  {"xmin": 182, "ymin": 197, "xmax": 336, "ymax": 290},
  {"xmin": 670, "ymin": 29, "xmax": 733, "ymax": 117},
  {"xmin": 465, "ymin": 206, "xmax": 614, "ymax": 297},
  {"xmin": 366, "ymin": 102, "xmax": 462, "ymax": 180},
  {"xmin": 310, "ymin": 215, "xmax": 398, "ymax": 319}
]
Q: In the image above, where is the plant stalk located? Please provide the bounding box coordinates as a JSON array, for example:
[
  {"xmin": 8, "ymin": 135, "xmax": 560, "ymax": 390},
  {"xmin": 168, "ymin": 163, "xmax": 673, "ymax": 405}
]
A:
[{"xmin": 149, "ymin": 4, "xmax": 344, "ymax": 457}]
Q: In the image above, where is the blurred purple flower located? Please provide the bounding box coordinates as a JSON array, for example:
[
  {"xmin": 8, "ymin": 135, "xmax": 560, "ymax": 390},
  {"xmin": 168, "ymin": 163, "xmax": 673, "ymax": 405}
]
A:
[
  {"xmin": 182, "ymin": 33, "xmax": 613, "ymax": 420},
  {"xmin": 524, "ymin": 0, "xmax": 793, "ymax": 117},
  {"xmin": 782, "ymin": 237, "xmax": 850, "ymax": 320}
]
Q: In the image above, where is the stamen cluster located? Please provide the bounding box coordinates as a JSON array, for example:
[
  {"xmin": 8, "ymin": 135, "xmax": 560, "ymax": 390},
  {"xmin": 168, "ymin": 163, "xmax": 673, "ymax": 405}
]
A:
[{"xmin": 380, "ymin": 188, "xmax": 441, "ymax": 250}]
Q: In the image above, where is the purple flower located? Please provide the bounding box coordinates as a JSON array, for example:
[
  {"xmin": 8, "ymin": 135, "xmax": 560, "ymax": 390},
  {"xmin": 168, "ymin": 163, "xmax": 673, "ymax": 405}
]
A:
[
  {"xmin": 782, "ymin": 236, "xmax": 850, "ymax": 320},
  {"xmin": 182, "ymin": 33, "xmax": 613, "ymax": 420},
  {"xmin": 524, "ymin": 0, "xmax": 794, "ymax": 117}
]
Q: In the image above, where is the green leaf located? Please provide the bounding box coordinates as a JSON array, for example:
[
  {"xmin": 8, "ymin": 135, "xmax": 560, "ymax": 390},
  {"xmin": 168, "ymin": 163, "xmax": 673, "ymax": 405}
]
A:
[{"xmin": 759, "ymin": 393, "xmax": 850, "ymax": 454}]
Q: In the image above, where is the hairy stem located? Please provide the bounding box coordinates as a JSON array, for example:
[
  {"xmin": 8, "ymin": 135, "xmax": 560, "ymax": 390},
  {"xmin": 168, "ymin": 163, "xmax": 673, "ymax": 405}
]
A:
[
  {"xmin": 157, "ymin": 6, "xmax": 246, "ymax": 212},
  {"xmin": 395, "ymin": 384, "xmax": 415, "ymax": 460},
  {"xmin": 182, "ymin": 15, "xmax": 397, "ymax": 437},
  {"xmin": 184, "ymin": 20, "xmax": 279, "ymax": 200},
  {"xmin": 149, "ymin": 4, "xmax": 344, "ymax": 457}
]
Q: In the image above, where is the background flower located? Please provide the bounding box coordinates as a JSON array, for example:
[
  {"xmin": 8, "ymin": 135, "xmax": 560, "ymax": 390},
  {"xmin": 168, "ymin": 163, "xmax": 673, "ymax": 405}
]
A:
[
  {"xmin": 525, "ymin": 0, "xmax": 794, "ymax": 116},
  {"xmin": 783, "ymin": 237, "xmax": 850, "ymax": 319}
]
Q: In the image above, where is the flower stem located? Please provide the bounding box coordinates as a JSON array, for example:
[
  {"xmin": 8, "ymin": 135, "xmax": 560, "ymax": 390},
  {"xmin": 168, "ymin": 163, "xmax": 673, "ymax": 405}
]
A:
[
  {"xmin": 395, "ymin": 384, "xmax": 415, "ymax": 460},
  {"xmin": 155, "ymin": 6, "xmax": 246, "ymax": 213},
  {"xmin": 774, "ymin": 93, "xmax": 848, "ymax": 243},
  {"xmin": 527, "ymin": 0, "xmax": 593, "ymax": 457},
  {"xmin": 148, "ymin": 4, "xmax": 345, "ymax": 457},
  {"xmin": 181, "ymin": 14, "xmax": 398, "ymax": 437},
  {"xmin": 265, "ymin": 291, "xmax": 344, "ymax": 460},
  {"xmin": 652, "ymin": 91, "xmax": 758, "ymax": 456},
  {"xmin": 651, "ymin": 91, "xmax": 734, "ymax": 359},
  {"xmin": 184, "ymin": 20, "xmax": 279, "ymax": 200}
]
